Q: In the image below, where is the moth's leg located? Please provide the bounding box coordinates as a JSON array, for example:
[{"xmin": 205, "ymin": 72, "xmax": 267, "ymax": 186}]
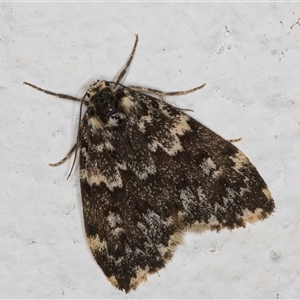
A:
[
  {"xmin": 49, "ymin": 143, "xmax": 77, "ymax": 167},
  {"xmin": 114, "ymin": 34, "xmax": 139, "ymax": 87},
  {"xmin": 229, "ymin": 137, "xmax": 242, "ymax": 143},
  {"xmin": 128, "ymin": 83, "xmax": 240, "ymax": 143},
  {"xmin": 128, "ymin": 83, "xmax": 206, "ymax": 100},
  {"xmin": 23, "ymin": 82, "xmax": 89, "ymax": 106}
]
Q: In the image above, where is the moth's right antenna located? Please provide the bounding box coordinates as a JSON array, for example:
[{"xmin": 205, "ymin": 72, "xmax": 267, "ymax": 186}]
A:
[{"xmin": 114, "ymin": 34, "xmax": 139, "ymax": 89}]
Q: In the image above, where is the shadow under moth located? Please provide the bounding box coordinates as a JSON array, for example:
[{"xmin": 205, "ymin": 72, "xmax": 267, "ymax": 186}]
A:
[{"xmin": 24, "ymin": 35, "xmax": 275, "ymax": 293}]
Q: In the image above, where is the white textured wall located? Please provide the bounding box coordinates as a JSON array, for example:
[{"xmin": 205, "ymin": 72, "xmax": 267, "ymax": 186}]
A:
[{"xmin": 1, "ymin": 2, "xmax": 299, "ymax": 298}]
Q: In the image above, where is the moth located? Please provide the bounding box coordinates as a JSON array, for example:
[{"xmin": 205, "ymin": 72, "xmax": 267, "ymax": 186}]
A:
[{"xmin": 24, "ymin": 35, "xmax": 275, "ymax": 293}]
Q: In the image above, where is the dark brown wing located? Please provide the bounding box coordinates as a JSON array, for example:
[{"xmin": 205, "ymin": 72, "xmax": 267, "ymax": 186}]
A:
[{"xmin": 79, "ymin": 89, "xmax": 274, "ymax": 292}]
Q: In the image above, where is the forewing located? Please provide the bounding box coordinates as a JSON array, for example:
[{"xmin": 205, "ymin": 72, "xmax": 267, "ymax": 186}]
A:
[
  {"xmin": 134, "ymin": 92, "xmax": 275, "ymax": 230},
  {"xmin": 79, "ymin": 105, "xmax": 181, "ymax": 293},
  {"xmin": 79, "ymin": 89, "xmax": 274, "ymax": 292}
]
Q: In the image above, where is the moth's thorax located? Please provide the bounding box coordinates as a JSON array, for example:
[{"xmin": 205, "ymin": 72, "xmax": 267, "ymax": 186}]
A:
[{"xmin": 86, "ymin": 80, "xmax": 135, "ymax": 129}]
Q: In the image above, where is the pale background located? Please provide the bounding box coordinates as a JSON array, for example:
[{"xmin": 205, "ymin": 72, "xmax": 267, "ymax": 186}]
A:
[{"xmin": 1, "ymin": 2, "xmax": 300, "ymax": 299}]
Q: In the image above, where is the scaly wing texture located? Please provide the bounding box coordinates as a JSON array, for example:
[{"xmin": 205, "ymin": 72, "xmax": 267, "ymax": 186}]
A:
[{"xmin": 79, "ymin": 89, "xmax": 274, "ymax": 292}]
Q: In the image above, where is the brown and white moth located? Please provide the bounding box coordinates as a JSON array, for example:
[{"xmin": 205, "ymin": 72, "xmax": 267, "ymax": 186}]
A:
[{"xmin": 24, "ymin": 35, "xmax": 275, "ymax": 293}]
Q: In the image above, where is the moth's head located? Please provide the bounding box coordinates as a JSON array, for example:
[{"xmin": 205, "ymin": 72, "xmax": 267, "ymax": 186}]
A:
[{"xmin": 86, "ymin": 80, "xmax": 128, "ymax": 129}]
